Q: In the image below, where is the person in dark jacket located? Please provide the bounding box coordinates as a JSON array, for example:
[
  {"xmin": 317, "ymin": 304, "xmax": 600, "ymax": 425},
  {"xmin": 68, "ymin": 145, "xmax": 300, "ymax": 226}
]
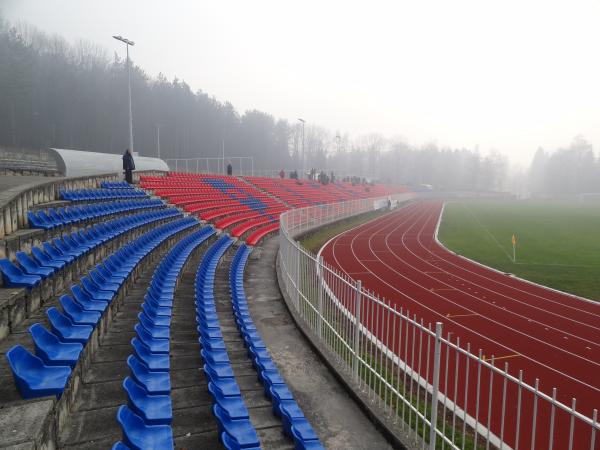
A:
[
  {"xmin": 227, "ymin": 162, "xmax": 233, "ymax": 176},
  {"xmin": 123, "ymin": 148, "xmax": 135, "ymax": 184}
]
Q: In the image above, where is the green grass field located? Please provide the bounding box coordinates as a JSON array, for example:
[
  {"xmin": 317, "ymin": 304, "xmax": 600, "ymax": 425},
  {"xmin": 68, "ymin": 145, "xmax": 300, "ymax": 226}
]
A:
[{"xmin": 438, "ymin": 200, "xmax": 600, "ymax": 301}]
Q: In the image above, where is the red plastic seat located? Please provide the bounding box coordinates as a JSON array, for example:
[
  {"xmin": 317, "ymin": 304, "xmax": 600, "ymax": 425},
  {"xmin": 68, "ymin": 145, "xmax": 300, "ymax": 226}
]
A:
[{"xmin": 246, "ymin": 223, "xmax": 280, "ymax": 246}]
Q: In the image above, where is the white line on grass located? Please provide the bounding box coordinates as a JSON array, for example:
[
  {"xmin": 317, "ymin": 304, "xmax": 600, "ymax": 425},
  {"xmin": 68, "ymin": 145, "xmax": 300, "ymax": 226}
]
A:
[{"xmin": 462, "ymin": 202, "xmax": 514, "ymax": 262}]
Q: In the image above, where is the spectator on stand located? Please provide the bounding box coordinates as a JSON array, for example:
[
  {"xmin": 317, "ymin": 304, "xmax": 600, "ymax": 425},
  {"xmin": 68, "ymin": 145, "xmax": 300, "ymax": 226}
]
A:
[{"xmin": 122, "ymin": 148, "xmax": 135, "ymax": 184}]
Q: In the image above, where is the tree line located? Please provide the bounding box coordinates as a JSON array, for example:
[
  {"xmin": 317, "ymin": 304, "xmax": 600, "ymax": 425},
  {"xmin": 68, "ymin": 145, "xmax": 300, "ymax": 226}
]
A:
[
  {"xmin": 0, "ymin": 17, "xmax": 510, "ymax": 191},
  {"xmin": 528, "ymin": 136, "xmax": 600, "ymax": 195}
]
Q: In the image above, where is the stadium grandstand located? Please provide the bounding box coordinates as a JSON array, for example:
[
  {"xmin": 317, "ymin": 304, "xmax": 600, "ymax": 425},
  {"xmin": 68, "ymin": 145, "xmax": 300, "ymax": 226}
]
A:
[
  {"xmin": 0, "ymin": 167, "xmax": 598, "ymax": 450},
  {"xmin": 0, "ymin": 168, "xmax": 404, "ymax": 450}
]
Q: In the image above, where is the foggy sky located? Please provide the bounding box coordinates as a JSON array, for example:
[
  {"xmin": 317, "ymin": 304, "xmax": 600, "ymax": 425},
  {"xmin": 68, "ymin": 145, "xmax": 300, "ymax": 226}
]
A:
[{"xmin": 3, "ymin": 0, "xmax": 600, "ymax": 166}]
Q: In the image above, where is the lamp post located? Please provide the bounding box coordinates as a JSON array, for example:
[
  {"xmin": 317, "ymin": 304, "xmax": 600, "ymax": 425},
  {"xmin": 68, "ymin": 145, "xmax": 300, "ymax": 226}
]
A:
[
  {"xmin": 297, "ymin": 118, "xmax": 305, "ymax": 179},
  {"xmin": 155, "ymin": 124, "xmax": 161, "ymax": 159},
  {"xmin": 113, "ymin": 35, "xmax": 135, "ymax": 153}
]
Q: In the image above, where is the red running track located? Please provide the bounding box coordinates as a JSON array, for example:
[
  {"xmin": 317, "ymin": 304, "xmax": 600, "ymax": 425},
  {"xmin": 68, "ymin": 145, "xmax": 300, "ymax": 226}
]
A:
[{"xmin": 320, "ymin": 200, "xmax": 600, "ymax": 450}]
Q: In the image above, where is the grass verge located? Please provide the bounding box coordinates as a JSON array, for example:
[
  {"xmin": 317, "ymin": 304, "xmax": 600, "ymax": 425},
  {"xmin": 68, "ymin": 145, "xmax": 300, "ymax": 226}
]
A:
[{"xmin": 438, "ymin": 200, "xmax": 600, "ymax": 301}]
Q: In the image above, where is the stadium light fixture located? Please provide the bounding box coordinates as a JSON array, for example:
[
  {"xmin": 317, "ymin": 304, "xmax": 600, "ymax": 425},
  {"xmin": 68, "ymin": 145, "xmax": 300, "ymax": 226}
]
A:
[
  {"xmin": 297, "ymin": 118, "xmax": 305, "ymax": 179},
  {"xmin": 113, "ymin": 35, "xmax": 135, "ymax": 154}
]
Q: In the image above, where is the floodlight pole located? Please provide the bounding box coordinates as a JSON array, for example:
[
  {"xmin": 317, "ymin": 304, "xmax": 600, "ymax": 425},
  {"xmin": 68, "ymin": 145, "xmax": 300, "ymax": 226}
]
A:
[
  {"xmin": 156, "ymin": 124, "xmax": 161, "ymax": 159},
  {"xmin": 298, "ymin": 118, "xmax": 305, "ymax": 179},
  {"xmin": 113, "ymin": 35, "xmax": 135, "ymax": 154}
]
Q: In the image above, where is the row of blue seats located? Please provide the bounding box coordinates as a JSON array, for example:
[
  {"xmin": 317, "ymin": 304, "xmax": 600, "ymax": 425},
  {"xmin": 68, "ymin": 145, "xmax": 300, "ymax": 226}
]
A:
[
  {"xmin": 230, "ymin": 246, "xmax": 323, "ymax": 450},
  {"xmin": 114, "ymin": 226, "xmax": 215, "ymax": 450},
  {"xmin": 60, "ymin": 188, "xmax": 148, "ymax": 201},
  {"xmin": 28, "ymin": 199, "xmax": 164, "ymax": 230},
  {"xmin": 0, "ymin": 208, "xmax": 183, "ymax": 290},
  {"xmin": 4, "ymin": 217, "xmax": 199, "ymax": 399},
  {"xmin": 195, "ymin": 236, "xmax": 263, "ymax": 450},
  {"xmin": 100, "ymin": 181, "xmax": 133, "ymax": 189}
]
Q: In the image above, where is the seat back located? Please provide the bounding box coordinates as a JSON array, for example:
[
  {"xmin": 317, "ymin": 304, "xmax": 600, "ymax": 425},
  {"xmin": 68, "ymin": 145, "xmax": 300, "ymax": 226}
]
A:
[
  {"xmin": 60, "ymin": 294, "xmax": 81, "ymax": 316},
  {"xmin": 6, "ymin": 345, "xmax": 43, "ymax": 374},
  {"xmin": 49, "ymin": 238, "xmax": 65, "ymax": 256},
  {"xmin": 71, "ymin": 284, "xmax": 93, "ymax": 304},
  {"xmin": 47, "ymin": 307, "xmax": 72, "ymax": 329},
  {"xmin": 0, "ymin": 259, "xmax": 23, "ymax": 277},
  {"xmin": 32, "ymin": 247, "xmax": 51, "ymax": 264},
  {"xmin": 29, "ymin": 323, "xmax": 60, "ymax": 347},
  {"xmin": 127, "ymin": 354, "xmax": 150, "ymax": 378},
  {"xmin": 123, "ymin": 376, "xmax": 147, "ymax": 403},
  {"xmin": 16, "ymin": 252, "xmax": 38, "ymax": 272}
]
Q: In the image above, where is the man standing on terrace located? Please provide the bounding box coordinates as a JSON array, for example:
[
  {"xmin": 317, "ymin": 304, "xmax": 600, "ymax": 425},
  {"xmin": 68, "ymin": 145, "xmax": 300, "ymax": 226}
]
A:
[{"xmin": 122, "ymin": 148, "xmax": 135, "ymax": 184}]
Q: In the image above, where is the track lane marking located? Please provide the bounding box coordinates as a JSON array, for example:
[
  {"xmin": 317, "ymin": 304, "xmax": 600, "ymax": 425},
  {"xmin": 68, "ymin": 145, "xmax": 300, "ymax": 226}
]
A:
[{"xmin": 337, "ymin": 201, "xmax": 600, "ymax": 391}]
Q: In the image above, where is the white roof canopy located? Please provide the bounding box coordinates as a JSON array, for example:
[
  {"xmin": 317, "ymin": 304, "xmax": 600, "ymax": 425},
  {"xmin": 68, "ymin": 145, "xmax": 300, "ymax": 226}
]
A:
[{"xmin": 49, "ymin": 148, "xmax": 168, "ymax": 177}]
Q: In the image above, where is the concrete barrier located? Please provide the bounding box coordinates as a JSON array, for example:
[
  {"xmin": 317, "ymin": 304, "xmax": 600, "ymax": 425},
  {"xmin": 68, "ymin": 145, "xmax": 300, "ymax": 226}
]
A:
[{"xmin": 0, "ymin": 169, "xmax": 168, "ymax": 240}]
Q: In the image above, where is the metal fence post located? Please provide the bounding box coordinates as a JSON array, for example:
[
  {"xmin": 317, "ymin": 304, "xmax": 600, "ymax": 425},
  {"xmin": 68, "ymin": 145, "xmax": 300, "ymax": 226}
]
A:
[
  {"xmin": 295, "ymin": 241, "xmax": 301, "ymax": 310},
  {"xmin": 317, "ymin": 256, "xmax": 324, "ymax": 339},
  {"xmin": 429, "ymin": 322, "xmax": 443, "ymax": 450},
  {"xmin": 353, "ymin": 280, "xmax": 362, "ymax": 381}
]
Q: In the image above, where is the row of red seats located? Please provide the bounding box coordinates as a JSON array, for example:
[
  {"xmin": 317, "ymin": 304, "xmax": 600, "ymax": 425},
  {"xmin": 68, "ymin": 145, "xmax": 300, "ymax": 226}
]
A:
[
  {"xmin": 140, "ymin": 173, "xmax": 406, "ymax": 246},
  {"xmin": 141, "ymin": 173, "xmax": 288, "ymax": 245}
]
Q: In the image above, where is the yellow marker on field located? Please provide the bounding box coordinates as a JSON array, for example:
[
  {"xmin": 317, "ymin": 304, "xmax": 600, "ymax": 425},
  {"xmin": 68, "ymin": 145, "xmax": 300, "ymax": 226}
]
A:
[{"xmin": 512, "ymin": 234, "xmax": 517, "ymax": 262}]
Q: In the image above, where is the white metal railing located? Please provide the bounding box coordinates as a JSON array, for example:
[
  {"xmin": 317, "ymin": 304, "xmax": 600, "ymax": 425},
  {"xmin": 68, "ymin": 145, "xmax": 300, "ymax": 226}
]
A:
[
  {"xmin": 165, "ymin": 157, "xmax": 254, "ymax": 176},
  {"xmin": 278, "ymin": 197, "xmax": 599, "ymax": 450}
]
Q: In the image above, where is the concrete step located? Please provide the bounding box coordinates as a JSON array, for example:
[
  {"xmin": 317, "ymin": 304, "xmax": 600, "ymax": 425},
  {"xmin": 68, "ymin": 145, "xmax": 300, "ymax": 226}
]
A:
[
  {"xmin": 57, "ymin": 260, "xmax": 167, "ymax": 449},
  {"xmin": 58, "ymin": 239, "xmax": 218, "ymax": 449}
]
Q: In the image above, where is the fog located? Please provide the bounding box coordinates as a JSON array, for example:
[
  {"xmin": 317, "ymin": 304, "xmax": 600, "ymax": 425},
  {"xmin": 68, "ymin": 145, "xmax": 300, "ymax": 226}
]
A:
[{"xmin": 2, "ymin": 0, "xmax": 600, "ymax": 193}]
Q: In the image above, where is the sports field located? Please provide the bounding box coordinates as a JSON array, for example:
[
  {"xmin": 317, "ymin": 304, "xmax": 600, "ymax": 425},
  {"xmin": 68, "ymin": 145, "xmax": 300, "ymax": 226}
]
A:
[{"xmin": 438, "ymin": 200, "xmax": 600, "ymax": 301}]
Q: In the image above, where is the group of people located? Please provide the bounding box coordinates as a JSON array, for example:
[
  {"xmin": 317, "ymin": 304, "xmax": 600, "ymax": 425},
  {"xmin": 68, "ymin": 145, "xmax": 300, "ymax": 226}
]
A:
[{"xmin": 122, "ymin": 150, "xmax": 371, "ymax": 192}]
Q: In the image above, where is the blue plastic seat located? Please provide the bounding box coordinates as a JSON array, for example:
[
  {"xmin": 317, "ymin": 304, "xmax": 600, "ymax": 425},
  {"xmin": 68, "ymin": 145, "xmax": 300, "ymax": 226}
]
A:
[
  {"xmin": 71, "ymin": 285, "xmax": 108, "ymax": 312},
  {"xmin": 123, "ymin": 377, "xmax": 172, "ymax": 425},
  {"xmin": 131, "ymin": 338, "xmax": 169, "ymax": 372},
  {"xmin": 53, "ymin": 238, "xmax": 81, "ymax": 258},
  {"xmin": 81, "ymin": 276, "xmax": 114, "ymax": 300},
  {"xmin": 89, "ymin": 270, "xmax": 121, "ymax": 292},
  {"xmin": 111, "ymin": 442, "xmax": 131, "ymax": 450},
  {"xmin": 208, "ymin": 378, "xmax": 242, "ymax": 398},
  {"xmin": 0, "ymin": 259, "xmax": 41, "ymax": 288},
  {"xmin": 203, "ymin": 362, "xmax": 234, "ymax": 383},
  {"xmin": 15, "ymin": 251, "xmax": 54, "ymax": 278},
  {"xmin": 29, "ymin": 323, "xmax": 83, "ymax": 367},
  {"xmin": 212, "ymin": 403, "xmax": 260, "ymax": 449},
  {"xmin": 141, "ymin": 302, "xmax": 171, "ymax": 319},
  {"xmin": 134, "ymin": 324, "xmax": 169, "ymax": 354},
  {"xmin": 116, "ymin": 405, "xmax": 174, "ymax": 450},
  {"xmin": 47, "ymin": 307, "xmax": 93, "ymax": 344},
  {"xmin": 43, "ymin": 242, "xmax": 74, "ymax": 263},
  {"xmin": 68, "ymin": 232, "xmax": 92, "ymax": 250},
  {"xmin": 201, "ymin": 348, "xmax": 230, "ymax": 366},
  {"xmin": 144, "ymin": 294, "xmax": 173, "ymax": 310},
  {"xmin": 27, "ymin": 211, "xmax": 54, "ymax": 229},
  {"xmin": 31, "ymin": 247, "xmax": 65, "ymax": 270},
  {"xmin": 260, "ymin": 369, "xmax": 286, "ymax": 396},
  {"xmin": 59, "ymin": 294, "xmax": 101, "ymax": 326},
  {"xmin": 5, "ymin": 345, "xmax": 71, "ymax": 399},
  {"xmin": 127, "ymin": 355, "xmax": 170, "ymax": 395},
  {"xmin": 48, "ymin": 208, "xmax": 66, "ymax": 225},
  {"xmin": 289, "ymin": 417, "xmax": 321, "ymax": 447},
  {"xmin": 200, "ymin": 335, "xmax": 227, "ymax": 351},
  {"xmin": 221, "ymin": 432, "xmax": 261, "ymax": 450},
  {"xmin": 138, "ymin": 313, "xmax": 170, "ymax": 339},
  {"xmin": 96, "ymin": 264, "xmax": 126, "ymax": 283},
  {"xmin": 63, "ymin": 234, "xmax": 91, "ymax": 253}
]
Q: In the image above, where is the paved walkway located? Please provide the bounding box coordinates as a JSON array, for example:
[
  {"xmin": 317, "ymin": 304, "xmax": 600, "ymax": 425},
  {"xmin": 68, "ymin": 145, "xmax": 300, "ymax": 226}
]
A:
[{"xmin": 0, "ymin": 175, "xmax": 62, "ymax": 192}]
